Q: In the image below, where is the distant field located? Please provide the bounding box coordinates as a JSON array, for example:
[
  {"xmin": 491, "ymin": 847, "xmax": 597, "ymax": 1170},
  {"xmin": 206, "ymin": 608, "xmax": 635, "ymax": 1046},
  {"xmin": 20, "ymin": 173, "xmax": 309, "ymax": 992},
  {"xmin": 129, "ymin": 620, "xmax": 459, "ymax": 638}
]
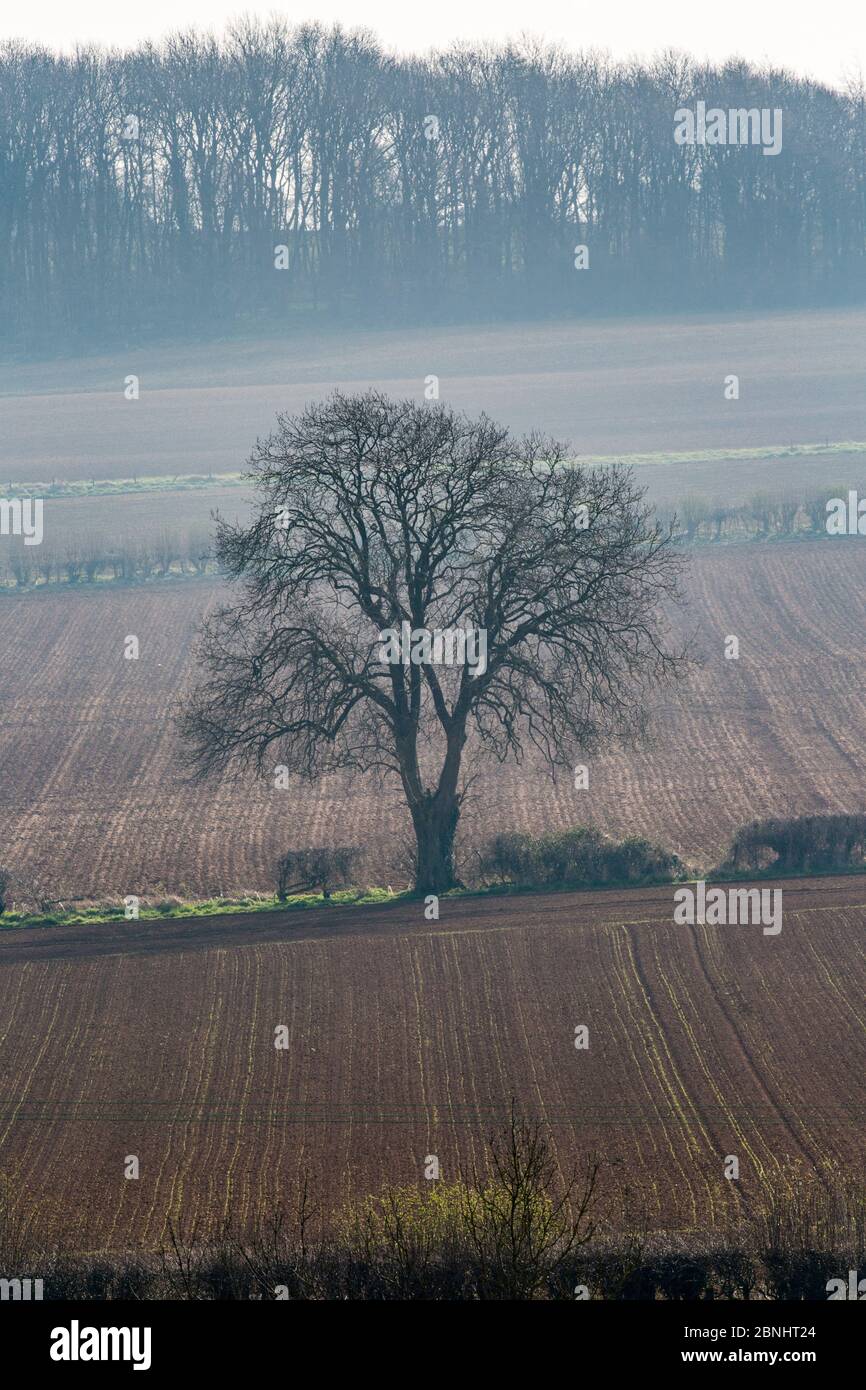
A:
[
  {"xmin": 10, "ymin": 452, "xmax": 866, "ymax": 571},
  {"xmin": 1, "ymin": 540, "xmax": 866, "ymax": 902},
  {"xmin": 5, "ymin": 486, "xmax": 252, "ymax": 553},
  {"xmin": 11, "ymin": 450, "xmax": 866, "ymax": 567},
  {"xmin": 1, "ymin": 875, "xmax": 863, "ymax": 1249},
  {"xmin": 2, "ymin": 307, "xmax": 865, "ymax": 483},
  {"xmin": 635, "ymin": 449, "xmax": 866, "ymax": 508}
]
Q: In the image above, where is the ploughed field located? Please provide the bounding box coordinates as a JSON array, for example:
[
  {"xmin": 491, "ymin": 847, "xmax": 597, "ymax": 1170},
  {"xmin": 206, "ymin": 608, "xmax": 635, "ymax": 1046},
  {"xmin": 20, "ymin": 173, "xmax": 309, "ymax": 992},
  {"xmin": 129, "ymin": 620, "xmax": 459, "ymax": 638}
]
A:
[
  {"xmin": 2, "ymin": 540, "xmax": 866, "ymax": 901},
  {"xmin": 0, "ymin": 876, "xmax": 863, "ymax": 1250}
]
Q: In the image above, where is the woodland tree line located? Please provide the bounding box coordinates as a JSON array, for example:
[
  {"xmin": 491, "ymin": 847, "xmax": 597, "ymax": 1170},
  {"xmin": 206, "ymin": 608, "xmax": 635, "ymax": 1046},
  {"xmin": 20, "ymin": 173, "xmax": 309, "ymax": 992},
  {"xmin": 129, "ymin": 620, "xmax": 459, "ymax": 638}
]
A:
[{"xmin": 2, "ymin": 19, "xmax": 866, "ymax": 351}]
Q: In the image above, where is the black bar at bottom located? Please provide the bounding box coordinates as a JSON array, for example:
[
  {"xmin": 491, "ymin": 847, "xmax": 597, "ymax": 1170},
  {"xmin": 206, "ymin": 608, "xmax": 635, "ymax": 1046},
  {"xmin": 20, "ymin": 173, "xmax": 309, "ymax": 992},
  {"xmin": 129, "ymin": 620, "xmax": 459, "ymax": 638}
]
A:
[{"xmin": 5, "ymin": 1297, "xmax": 861, "ymax": 1376}]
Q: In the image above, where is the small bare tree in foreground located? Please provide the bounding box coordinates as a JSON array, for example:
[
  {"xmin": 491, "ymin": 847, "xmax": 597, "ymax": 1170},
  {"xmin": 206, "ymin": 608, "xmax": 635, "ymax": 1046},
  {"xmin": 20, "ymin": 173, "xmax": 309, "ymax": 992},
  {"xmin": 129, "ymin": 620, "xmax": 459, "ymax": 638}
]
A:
[
  {"xmin": 459, "ymin": 1100, "xmax": 600, "ymax": 1299},
  {"xmin": 178, "ymin": 391, "xmax": 687, "ymax": 893}
]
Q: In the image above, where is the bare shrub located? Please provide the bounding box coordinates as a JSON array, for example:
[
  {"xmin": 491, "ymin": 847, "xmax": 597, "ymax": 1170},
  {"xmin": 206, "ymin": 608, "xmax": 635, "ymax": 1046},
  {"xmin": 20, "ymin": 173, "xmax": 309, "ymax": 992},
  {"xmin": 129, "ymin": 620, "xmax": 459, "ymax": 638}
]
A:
[
  {"xmin": 275, "ymin": 846, "xmax": 360, "ymax": 900},
  {"xmin": 458, "ymin": 1100, "xmax": 600, "ymax": 1299}
]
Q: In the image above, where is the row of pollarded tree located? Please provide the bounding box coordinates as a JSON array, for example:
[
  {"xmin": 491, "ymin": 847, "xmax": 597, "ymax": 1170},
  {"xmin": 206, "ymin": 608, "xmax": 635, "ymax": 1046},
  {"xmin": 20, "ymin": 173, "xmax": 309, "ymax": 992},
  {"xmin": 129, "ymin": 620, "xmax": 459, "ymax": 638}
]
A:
[
  {"xmin": 724, "ymin": 814, "xmax": 866, "ymax": 875},
  {"xmin": 3, "ymin": 21, "xmax": 865, "ymax": 349},
  {"xmin": 1, "ymin": 485, "xmax": 860, "ymax": 592},
  {"xmin": 658, "ymin": 489, "xmax": 866, "ymax": 543},
  {"xmin": 1, "ymin": 809, "xmax": 863, "ymax": 916},
  {"xmin": 0, "ymin": 526, "xmax": 214, "ymax": 587}
]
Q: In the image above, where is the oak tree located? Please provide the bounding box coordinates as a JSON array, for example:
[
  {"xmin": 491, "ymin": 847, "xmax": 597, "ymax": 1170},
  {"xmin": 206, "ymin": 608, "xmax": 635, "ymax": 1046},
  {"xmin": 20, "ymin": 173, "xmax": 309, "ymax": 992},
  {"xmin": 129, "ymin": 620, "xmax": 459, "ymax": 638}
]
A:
[{"xmin": 178, "ymin": 390, "xmax": 686, "ymax": 893}]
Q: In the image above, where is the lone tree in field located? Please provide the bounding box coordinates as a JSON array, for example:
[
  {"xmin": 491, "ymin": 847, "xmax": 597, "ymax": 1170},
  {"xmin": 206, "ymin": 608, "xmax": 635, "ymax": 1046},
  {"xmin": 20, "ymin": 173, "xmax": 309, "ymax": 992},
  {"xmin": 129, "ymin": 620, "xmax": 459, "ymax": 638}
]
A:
[{"xmin": 178, "ymin": 391, "xmax": 686, "ymax": 894}]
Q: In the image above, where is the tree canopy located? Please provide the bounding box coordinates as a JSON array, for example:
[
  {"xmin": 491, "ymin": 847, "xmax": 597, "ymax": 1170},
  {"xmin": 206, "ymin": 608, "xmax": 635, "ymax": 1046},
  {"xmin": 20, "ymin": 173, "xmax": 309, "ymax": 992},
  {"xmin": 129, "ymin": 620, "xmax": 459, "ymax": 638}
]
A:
[{"xmin": 178, "ymin": 391, "xmax": 687, "ymax": 892}]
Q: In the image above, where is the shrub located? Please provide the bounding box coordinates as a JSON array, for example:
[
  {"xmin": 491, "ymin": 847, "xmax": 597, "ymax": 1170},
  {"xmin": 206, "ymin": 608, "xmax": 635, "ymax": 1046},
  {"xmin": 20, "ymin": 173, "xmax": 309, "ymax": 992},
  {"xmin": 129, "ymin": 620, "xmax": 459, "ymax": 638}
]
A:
[
  {"xmin": 604, "ymin": 835, "xmax": 678, "ymax": 883},
  {"xmin": 275, "ymin": 846, "xmax": 360, "ymax": 900},
  {"xmin": 338, "ymin": 1101, "xmax": 600, "ymax": 1300},
  {"xmin": 0, "ymin": 867, "xmax": 10, "ymax": 914},
  {"xmin": 723, "ymin": 814, "xmax": 866, "ymax": 876},
  {"xmin": 478, "ymin": 827, "xmax": 680, "ymax": 890},
  {"xmin": 478, "ymin": 831, "xmax": 540, "ymax": 885}
]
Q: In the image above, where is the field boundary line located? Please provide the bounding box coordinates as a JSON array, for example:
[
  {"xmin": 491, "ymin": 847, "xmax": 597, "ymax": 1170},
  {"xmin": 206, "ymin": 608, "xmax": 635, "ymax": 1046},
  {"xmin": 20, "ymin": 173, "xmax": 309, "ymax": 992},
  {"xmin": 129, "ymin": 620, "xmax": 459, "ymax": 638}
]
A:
[{"xmin": 6, "ymin": 441, "xmax": 866, "ymax": 500}]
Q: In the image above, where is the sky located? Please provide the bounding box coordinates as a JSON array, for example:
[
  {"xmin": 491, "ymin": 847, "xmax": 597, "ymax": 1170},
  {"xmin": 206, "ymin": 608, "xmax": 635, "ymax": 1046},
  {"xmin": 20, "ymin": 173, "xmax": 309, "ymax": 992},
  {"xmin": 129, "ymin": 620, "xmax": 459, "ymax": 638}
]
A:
[{"xmin": 1, "ymin": 0, "xmax": 863, "ymax": 89}]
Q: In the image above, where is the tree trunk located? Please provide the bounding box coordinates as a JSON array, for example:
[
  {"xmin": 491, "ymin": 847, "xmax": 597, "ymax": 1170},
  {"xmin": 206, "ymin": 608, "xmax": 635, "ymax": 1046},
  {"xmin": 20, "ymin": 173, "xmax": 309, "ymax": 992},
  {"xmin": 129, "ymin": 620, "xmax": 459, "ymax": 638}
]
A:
[{"xmin": 412, "ymin": 792, "xmax": 461, "ymax": 896}]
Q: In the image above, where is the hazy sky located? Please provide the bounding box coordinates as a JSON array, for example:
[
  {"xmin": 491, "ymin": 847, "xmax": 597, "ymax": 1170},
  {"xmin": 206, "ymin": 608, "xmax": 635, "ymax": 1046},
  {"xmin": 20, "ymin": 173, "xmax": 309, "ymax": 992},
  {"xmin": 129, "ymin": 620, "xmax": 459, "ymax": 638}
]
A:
[{"xmin": 2, "ymin": 1, "xmax": 863, "ymax": 89}]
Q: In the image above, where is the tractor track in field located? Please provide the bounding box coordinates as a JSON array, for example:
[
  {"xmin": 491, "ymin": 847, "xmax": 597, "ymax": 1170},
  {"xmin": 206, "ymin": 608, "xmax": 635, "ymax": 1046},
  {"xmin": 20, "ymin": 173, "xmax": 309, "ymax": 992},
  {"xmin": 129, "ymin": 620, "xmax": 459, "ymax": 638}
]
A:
[{"xmin": 686, "ymin": 921, "xmax": 825, "ymax": 1176}]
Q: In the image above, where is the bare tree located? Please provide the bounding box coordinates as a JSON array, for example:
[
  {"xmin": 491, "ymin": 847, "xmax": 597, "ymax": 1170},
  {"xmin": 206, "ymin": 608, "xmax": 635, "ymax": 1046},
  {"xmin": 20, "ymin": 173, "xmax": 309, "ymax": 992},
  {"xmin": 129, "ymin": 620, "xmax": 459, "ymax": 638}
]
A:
[
  {"xmin": 459, "ymin": 1099, "xmax": 601, "ymax": 1299},
  {"xmin": 177, "ymin": 391, "xmax": 686, "ymax": 893}
]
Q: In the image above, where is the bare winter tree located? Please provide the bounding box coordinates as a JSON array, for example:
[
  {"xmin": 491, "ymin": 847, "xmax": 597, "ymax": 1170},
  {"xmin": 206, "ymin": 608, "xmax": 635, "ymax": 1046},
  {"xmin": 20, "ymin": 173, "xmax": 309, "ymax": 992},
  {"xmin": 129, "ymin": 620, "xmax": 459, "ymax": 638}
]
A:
[
  {"xmin": 177, "ymin": 390, "xmax": 687, "ymax": 893},
  {"xmin": 460, "ymin": 1099, "xmax": 601, "ymax": 1299}
]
